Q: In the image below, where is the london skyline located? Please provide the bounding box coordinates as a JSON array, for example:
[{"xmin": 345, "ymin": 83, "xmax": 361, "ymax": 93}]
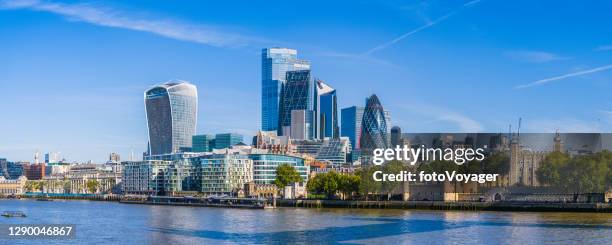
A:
[{"xmin": 2, "ymin": 0, "xmax": 612, "ymax": 163}]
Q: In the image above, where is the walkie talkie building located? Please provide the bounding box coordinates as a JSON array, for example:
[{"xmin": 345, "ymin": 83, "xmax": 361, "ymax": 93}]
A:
[{"xmin": 145, "ymin": 81, "xmax": 198, "ymax": 155}]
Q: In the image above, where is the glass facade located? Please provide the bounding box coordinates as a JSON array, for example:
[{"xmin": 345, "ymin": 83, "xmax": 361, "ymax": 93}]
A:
[
  {"xmin": 292, "ymin": 140, "xmax": 324, "ymax": 155},
  {"xmin": 384, "ymin": 110, "xmax": 392, "ymax": 144},
  {"xmin": 122, "ymin": 157, "xmax": 199, "ymax": 196},
  {"xmin": 192, "ymin": 134, "xmax": 215, "ymax": 152},
  {"xmin": 7, "ymin": 162, "xmax": 23, "ymax": 179},
  {"xmin": 278, "ymin": 70, "xmax": 313, "ymax": 136},
  {"xmin": 199, "ymin": 154, "xmax": 253, "ymax": 194},
  {"xmin": 315, "ymin": 138, "xmax": 351, "ymax": 166},
  {"xmin": 124, "ymin": 153, "xmax": 309, "ymax": 194},
  {"xmin": 145, "ymin": 81, "xmax": 198, "ymax": 155},
  {"xmin": 340, "ymin": 106, "xmax": 365, "ymax": 151},
  {"xmin": 214, "ymin": 133, "xmax": 243, "ymax": 149},
  {"xmin": 314, "ymin": 79, "xmax": 338, "ymax": 139},
  {"xmin": 249, "ymin": 154, "xmax": 308, "ymax": 185},
  {"xmin": 359, "ymin": 94, "xmax": 389, "ymax": 157},
  {"xmin": 261, "ymin": 48, "xmax": 310, "ymax": 132}
]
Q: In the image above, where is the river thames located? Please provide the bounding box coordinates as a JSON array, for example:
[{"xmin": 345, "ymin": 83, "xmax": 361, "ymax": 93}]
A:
[{"xmin": 0, "ymin": 199, "xmax": 610, "ymax": 244}]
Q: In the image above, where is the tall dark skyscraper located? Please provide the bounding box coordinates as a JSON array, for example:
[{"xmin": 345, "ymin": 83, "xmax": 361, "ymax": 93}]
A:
[
  {"xmin": 391, "ymin": 126, "xmax": 402, "ymax": 147},
  {"xmin": 145, "ymin": 81, "xmax": 198, "ymax": 155},
  {"xmin": 359, "ymin": 94, "xmax": 389, "ymax": 156},
  {"xmin": 261, "ymin": 48, "xmax": 310, "ymax": 132},
  {"xmin": 0, "ymin": 158, "xmax": 8, "ymax": 178},
  {"xmin": 314, "ymin": 79, "xmax": 338, "ymax": 139},
  {"xmin": 278, "ymin": 70, "xmax": 313, "ymax": 137}
]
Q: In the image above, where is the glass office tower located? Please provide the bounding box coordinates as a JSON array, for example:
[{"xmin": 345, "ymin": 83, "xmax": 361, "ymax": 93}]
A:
[
  {"xmin": 314, "ymin": 79, "xmax": 338, "ymax": 139},
  {"xmin": 261, "ymin": 48, "xmax": 310, "ymax": 132},
  {"xmin": 192, "ymin": 134, "xmax": 215, "ymax": 152},
  {"xmin": 145, "ymin": 81, "xmax": 198, "ymax": 155},
  {"xmin": 359, "ymin": 94, "xmax": 389, "ymax": 155},
  {"xmin": 278, "ymin": 70, "xmax": 313, "ymax": 137},
  {"xmin": 341, "ymin": 106, "xmax": 365, "ymax": 150},
  {"xmin": 214, "ymin": 133, "xmax": 244, "ymax": 149}
]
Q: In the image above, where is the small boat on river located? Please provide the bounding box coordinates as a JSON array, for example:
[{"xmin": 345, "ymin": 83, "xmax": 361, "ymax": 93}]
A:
[{"xmin": 2, "ymin": 211, "xmax": 26, "ymax": 217}]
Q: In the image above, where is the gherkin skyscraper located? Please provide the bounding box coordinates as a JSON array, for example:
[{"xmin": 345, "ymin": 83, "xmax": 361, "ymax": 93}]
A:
[{"xmin": 359, "ymin": 94, "xmax": 389, "ymax": 156}]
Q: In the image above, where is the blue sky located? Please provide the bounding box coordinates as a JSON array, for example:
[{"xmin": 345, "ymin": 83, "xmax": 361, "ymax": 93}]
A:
[{"xmin": 1, "ymin": 0, "xmax": 611, "ymax": 162}]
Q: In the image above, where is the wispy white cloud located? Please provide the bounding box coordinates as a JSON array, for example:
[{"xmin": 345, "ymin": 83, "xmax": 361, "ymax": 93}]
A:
[
  {"xmin": 362, "ymin": 0, "xmax": 481, "ymax": 55},
  {"xmin": 0, "ymin": 0, "xmax": 273, "ymax": 47},
  {"xmin": 504, "ymin": 50, "xmax": 569, "ymax": 63},
  {"xmin": 515, "ymin": 64, "xmax": 612, "ymax": 89},
  {"xmin": 397, "ymin": 103, "xmax": 483, "ymax": 132},
  {"xmin": 595, "ymin": 45, "xmax": 612, "ymax": 51}
]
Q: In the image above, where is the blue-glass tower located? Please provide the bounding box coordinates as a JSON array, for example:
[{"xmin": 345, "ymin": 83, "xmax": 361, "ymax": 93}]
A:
[
  {"xmin": 341, "ymin": 106, "xmax": 365, "ymax": 150},
  {"xmin": 261, "ymin": 48, "xmax": 310, "ymax": 132},
  {"xmin": 145, "ymin": 81, "xmax": 198, "ymax": 155},
  {"xmin": 314, "ymin": 79, "xmax": 338, "ymax": 139}
]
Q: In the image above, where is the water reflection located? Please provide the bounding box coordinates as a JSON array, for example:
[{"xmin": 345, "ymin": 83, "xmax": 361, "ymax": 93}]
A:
[{"xmin": 0, "ymin": 200, "xmax": 610, "ymax": 244}]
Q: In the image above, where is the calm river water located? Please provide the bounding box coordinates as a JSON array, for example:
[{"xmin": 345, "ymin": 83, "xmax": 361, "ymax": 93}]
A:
[{"xmin": 0, "ymin": 199, "xmax": 610, "ymax": 244}]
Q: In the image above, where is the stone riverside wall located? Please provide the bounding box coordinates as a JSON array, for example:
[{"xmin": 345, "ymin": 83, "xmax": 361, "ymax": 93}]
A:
[{"xmin": 278, "ymin": 199, "xmax": 612, "ymax": 212}]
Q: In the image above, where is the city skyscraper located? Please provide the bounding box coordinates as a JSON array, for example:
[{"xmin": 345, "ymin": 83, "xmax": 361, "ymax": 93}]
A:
[
  {"xmin": 261, "ymin": 48, "xmax": 310, "ymax": 132},
  {"xmin": 391, "ymin": 126, "xmax": 402, "ymax": 147},
  {"xmin": 384, "ymin": 110, "xmax": 392, "ymax": 145},
  {"xmin": 290, "ymin": 110, "xmax": 314, "ymax": 140},
  {"xmin": 0, "ymin": 158, "xmax": 8, "ymax": 179},
  {"xmin": 145, "ymin": 81, "xmax": 198, "ymax": 155},
  {"xmin": 340, "ymin": 106, "xmax": 365, "ymax": 151},
  {"xmin": 314, "ymin": 79, "xmax": 338, "ymax": 139},
  {"xmin": 278, "ymin": 70, "xmax": 313, "ymax": 137},
  {"xmin": 359, "ymin": 94, "xmax": 389, "ymax": 157}
]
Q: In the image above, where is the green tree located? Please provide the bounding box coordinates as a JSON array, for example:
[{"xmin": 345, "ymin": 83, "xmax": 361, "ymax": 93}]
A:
[
  {"xmin": 25, "ymin": 180, "xmax": 43, "ymax": 193},
  {"xmin": 307, "ymin": 171, "xmax": 359, "ymax": 199},
  {"xmin": 24, "ymin": 181, "xmax": 35, "ymax": 192},
  {"xmin": 461, "ymin": 160, "xmax": 483, "ymax": 175},
  {"xmin": 358, "ymin": 165, "xmax": 383, "ymax": 200},
  {"xmin": 86, "ymin": 179, "xmax": 99, "ymax": 194},
  {"xmin": 321, "ymin": 171, "xmax": 340, "ymax": 198},
  {"xmin": 381, "ymin": 160, "xmax": 407, "ymax": 199},
  {"xmin": 307, "ymin": 174, "xmax": 323, "ymax": 195},
  {"xmin": 338, "ymin": 174, "xmax": 360, "ymax": 199},
  {"xmin": 537, "ymin": 151, "xmax": 610, "ymax": 194},
  {"xmin": 482, "ymin": 152, "xmax": 510, "ymax": 175},
  {"xmin": 274, "ymin": 164, "xmax": 303, "ymax": 188},
  {"xmin": 595, "ymin": 150, "xmax": 612, "ymax": 190},
  {"xmin": 564, "ymin": 155, "xmax": 608, "ymax": 193},
  {"xmin": 536, "ymin": 151, "xmax": 570, "ymax": 186}
]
